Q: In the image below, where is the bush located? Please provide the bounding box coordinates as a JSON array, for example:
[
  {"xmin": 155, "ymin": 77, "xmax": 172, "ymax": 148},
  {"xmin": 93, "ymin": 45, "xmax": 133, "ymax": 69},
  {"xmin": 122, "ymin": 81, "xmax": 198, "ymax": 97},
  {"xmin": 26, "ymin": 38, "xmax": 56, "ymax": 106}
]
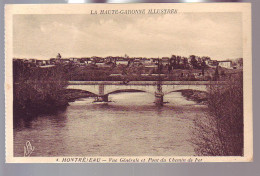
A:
[
  {"xmin": 13, "ymin": 61, "xmax": 68, "ymax": 119},
  {"xmin": 192, "ymin": 72, "xmax": 243, "ymax": 156}
]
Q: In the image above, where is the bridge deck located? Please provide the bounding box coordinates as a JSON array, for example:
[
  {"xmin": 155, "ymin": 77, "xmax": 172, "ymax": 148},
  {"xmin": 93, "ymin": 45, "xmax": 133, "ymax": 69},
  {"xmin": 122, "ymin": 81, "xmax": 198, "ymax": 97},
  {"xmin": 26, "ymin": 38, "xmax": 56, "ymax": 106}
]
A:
[{"xmin": 68, "ymin": 81, "xmax": 228, "ymax": 85}]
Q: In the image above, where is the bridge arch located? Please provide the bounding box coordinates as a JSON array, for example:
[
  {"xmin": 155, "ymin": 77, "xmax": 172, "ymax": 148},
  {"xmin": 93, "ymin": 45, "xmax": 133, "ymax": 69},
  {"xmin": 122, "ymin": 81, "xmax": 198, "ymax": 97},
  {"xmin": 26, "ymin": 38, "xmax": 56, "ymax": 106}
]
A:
[
  {"xmin": 105, "ymin": 89, "xmax": 153, "ymax": 95},
  {"xmin": 65, "ymin": 88, "xmax": 98, "ymax": 96},
  {"xmin": 66, "ymin": 84, "xmax": 157, "ymax": 96},
  {"xmin": 103, "ymin": 85, "xmax": 157, "ymax": 95},
  {"xmin": 66, "ymin": 84, "xmax": 100, "ymax": 95},
  {"xmin": 162, "ymin": 84, "xmax": 208, "ymax": 95}
]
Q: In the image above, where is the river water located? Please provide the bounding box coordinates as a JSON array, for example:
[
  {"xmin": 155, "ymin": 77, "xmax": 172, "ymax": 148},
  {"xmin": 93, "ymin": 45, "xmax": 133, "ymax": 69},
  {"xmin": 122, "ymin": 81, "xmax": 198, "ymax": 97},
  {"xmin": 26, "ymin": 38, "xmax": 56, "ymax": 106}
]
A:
[{"xmin": 14, "ymin": 92, "xmax": 208, "ymax": 156}]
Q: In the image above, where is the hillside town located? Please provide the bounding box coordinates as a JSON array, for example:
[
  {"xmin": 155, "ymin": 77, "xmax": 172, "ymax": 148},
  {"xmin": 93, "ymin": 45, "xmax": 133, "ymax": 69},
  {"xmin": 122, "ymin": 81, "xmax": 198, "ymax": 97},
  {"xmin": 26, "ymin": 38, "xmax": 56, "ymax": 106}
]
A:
[
  {"xmin": 13, "ymin": 53, "xmax": 243, "ymax": 70},
  {"xmin": 13, "ymin": 53, "xmax": 243, "ymax": 82}
]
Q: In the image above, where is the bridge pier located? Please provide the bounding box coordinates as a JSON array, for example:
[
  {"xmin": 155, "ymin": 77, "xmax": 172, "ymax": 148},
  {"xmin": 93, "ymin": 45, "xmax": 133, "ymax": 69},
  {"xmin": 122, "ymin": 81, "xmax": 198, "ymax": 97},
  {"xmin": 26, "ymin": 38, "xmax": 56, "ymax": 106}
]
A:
[
  {"xmin": 154, "ymin": 82, "xmax": 164, "ymax": 106},
  {"xmin": 154, "ymin": 92, "xmax": 164, "ymax": 106},
  {"xmin": 94, "ymin": 84, "xmax": 109, "ymax": 102},
  {"xmin": 95, "ymin": 94, "xmax": 109, "ymax": 102}
]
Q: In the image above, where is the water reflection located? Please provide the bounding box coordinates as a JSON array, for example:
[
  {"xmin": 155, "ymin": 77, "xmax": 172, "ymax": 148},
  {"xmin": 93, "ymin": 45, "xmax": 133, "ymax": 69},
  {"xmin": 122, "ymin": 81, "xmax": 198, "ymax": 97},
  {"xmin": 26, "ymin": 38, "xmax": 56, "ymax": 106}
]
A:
[{"xmin": 14, "ymin": 92, "xmax": 207, "ymax": 156}]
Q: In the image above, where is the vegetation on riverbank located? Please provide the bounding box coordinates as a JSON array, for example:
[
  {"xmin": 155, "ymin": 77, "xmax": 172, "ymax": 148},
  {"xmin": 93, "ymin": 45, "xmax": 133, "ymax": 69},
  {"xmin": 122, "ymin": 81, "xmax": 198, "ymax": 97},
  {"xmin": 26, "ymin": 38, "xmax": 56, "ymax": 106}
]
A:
[
  {"xmin": 63, "ymin": 89, "xmax": 95, "ymax": 102},
  {"xmin": 191, "ymin": 72, "xmax": 243, "ymax": 156},
  {"xmin": 179, "ymin": 89, "xmax": 208, "ymax": 104},
  {"xmin": 13, "ymin": 63, "xmax": 81, "ymax": 127}
]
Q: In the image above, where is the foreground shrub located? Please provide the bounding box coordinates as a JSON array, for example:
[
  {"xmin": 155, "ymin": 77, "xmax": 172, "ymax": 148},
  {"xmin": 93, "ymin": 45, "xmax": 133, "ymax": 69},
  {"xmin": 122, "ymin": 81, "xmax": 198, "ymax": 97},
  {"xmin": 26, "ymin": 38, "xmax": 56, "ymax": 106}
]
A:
[
  {"xmin": 192, "ymin": 72, "xmax": 243, "ymax": 156},
  {"xmin": 13, "ymin": 61, "xmax": 68, "ymax": 119}
]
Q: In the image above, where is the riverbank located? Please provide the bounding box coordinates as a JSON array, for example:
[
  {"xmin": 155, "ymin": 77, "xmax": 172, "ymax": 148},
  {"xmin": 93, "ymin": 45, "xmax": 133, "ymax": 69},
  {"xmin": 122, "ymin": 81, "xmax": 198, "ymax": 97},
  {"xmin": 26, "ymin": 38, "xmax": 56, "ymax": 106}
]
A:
[
  {"xmin": 63, "ymin": 89, "xmax": 95, "ymax": 102},
  {"xmin": 179, "ymin": 89, "xmax": 208, "ymax": 104},
  {"xmin": 13, "ymin": 89, "xmax": 95, "ymax": 126}
]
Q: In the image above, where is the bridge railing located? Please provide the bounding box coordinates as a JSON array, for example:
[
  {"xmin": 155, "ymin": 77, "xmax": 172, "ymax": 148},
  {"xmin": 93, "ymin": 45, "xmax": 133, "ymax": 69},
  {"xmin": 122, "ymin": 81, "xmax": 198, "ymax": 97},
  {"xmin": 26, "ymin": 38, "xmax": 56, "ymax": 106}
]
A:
[{"xmin": 67, "ymin": 81, "xmax": 229, "ymax": 85}]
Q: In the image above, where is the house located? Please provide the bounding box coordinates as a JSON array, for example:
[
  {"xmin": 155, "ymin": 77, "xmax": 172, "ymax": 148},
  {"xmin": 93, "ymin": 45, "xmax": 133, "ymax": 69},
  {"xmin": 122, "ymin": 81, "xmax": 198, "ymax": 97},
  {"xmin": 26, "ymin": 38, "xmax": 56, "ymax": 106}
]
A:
[
  {"xmin": 29, "ymin": 59, "xmax": 36, "ymax": 63},
  {"xmin": 141, "ymin": 58, "xmax": 152, "ymax": 66},
  {"xmin": 161, "ymin": 57, "xmax": 170, "ymax": 66},
  {"xmin": 60, "ymin": 58, "xmax": 70, "ymax": 64},
  {"xmin": 36, "ymin": 60, "xmax": 43, "ymax": 66},
  {"xmin": 203, "ymin": 57, "xmax": 211, "ymax": 65},
  {"xmin": 50, "ymin": 58, "xmax": 56, "ymax": 64},
  {"xmin": 95, "ymin": 62, "xmax": 111, "ymax": 68},
  {"xmin": 145, "ymin": 65, "xmax": 157, "ymax": 69},
  {"xmin": 218, "ymin": 61, "xmax": 232, "ymax": 68},
  {"xmin": 151, "ymin": 58, "xmax": 159, "ymax": 64},
  {"xmin": 69, "ymin": 58, "xmax": 79, "ymax": 63},
  {"xmin": 208, "ymin": 60, "xmax": 218, "ymax": 67},
  {"xmin": 116, "ymin": 60, "xmax": 129, "ymax": 65},
  {"xmin": 105, "ymin": 56, "xmax": 116, "ymax": 63}
]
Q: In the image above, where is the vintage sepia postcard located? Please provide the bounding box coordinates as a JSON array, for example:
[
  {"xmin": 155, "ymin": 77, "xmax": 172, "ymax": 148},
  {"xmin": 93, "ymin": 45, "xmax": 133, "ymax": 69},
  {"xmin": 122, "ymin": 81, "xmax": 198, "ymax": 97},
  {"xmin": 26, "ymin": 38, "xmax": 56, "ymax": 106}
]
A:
[{"xmin": 5, "ymin": 3, "xmax": 252, "ymax": 163}]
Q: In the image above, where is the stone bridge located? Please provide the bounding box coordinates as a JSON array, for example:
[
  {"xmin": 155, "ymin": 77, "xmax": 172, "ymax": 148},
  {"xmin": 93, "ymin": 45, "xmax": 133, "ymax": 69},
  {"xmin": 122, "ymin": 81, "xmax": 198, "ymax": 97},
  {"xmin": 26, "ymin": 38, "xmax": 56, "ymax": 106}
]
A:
[
  {"xmin": 66, "ymin": 81, "xmax": 227, "ymax": 105},
  {"xmin": 67, "ymin": 81, "xmax": 225, "ymax": 104}
]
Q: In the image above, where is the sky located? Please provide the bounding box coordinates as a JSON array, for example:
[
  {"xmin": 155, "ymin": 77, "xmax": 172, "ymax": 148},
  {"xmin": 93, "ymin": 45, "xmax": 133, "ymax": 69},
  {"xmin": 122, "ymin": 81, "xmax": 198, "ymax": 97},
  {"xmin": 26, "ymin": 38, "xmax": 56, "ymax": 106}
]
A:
[{"xmin": 13, "ymin": 13, "xmax": 242, "ymax": 60}]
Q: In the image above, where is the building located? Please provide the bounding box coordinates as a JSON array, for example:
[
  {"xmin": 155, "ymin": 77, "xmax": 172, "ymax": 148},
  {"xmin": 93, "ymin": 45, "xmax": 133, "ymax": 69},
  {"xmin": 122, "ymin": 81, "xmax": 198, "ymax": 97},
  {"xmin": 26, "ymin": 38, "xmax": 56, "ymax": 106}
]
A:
[
  {"xmin": 218, "ymin": 61, "xmax": 232, "ymax": 68},
  {"xmin": 29, "ymin": 59, "xmax": 36, "ymax": 63},
  {"xmin": 36, "ymin": 60, "xmax": 43, "ymax": 66},
  {"xmin": 141, "ymin": 58, "xmax": 152, "ymax": 66},
  {"xmin": 60, "ymin": 58, "xmax": 70, "ymax": 64},
  {"xmin": 161, "ymin": 57, "xmax": 170, "ymax": 66},
  {"xmin": 95, "ymin": 62, "xmax": 112, "ymax": 68},
  {"xmin": 116, "ymin": 60, "xmax": 129, "ymax": 65},
  {"xmin": 208, "ymin": 60, "xmax": 218, "ymax": 67}
]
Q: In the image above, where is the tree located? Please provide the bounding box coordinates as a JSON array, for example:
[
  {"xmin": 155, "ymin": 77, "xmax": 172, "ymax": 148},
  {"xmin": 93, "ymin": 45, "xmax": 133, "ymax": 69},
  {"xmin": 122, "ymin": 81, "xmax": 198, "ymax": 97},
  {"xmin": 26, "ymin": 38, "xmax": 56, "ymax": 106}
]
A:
[
  {"xmin": 183, "ymin": 57, "xmax": 188, "ymax": 69},
  {"xmin": 201, "ymin": 60, "xmax": 206, "ymax": 76},
  {"xmin": 214, "ymin": 63, "xmax": 219, "ymax": 81},
  {"xmin": 190, "ymin": 55, "xmax": 198, "ymax": 69}
]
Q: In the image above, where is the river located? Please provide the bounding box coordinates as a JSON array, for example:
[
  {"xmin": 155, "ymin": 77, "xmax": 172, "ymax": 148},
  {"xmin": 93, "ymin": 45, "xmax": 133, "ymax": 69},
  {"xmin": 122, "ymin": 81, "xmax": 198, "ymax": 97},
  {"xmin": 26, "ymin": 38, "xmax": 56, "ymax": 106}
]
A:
[{"xmin": 14, "ymin": 92, "xmax": 208, "ymax": 157}]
